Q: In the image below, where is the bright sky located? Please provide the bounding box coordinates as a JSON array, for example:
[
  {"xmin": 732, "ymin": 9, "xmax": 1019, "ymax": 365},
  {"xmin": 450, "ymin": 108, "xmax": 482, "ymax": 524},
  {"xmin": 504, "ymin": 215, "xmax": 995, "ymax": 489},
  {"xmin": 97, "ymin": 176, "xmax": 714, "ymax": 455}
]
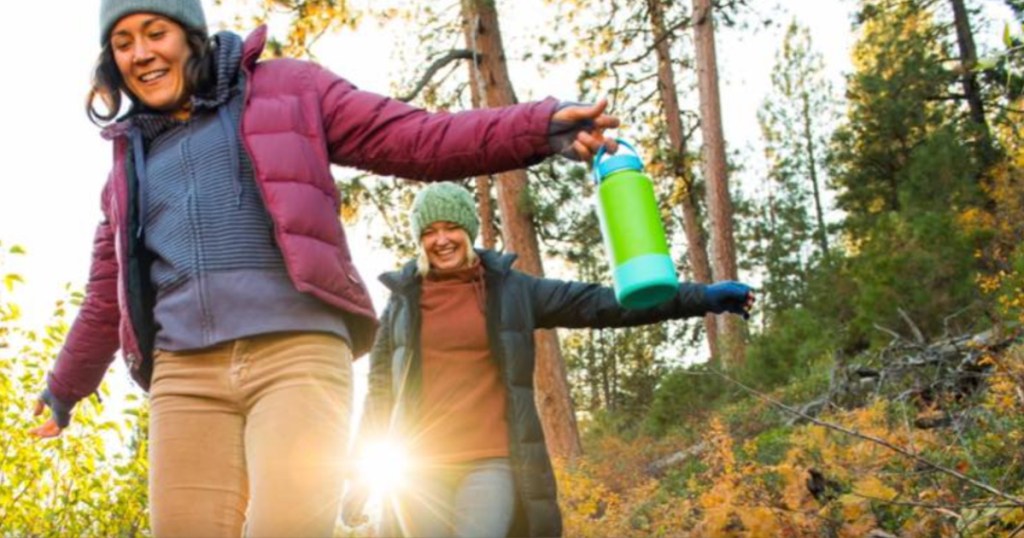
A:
[{"xmin": 0, "ymin": 1, "xmax": 1012, "ymax": 430}]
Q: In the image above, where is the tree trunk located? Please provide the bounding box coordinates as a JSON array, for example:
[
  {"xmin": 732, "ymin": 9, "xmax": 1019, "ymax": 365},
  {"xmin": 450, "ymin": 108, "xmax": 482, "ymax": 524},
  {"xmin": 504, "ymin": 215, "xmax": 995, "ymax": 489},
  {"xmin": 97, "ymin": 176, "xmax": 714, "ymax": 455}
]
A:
[
  {"xmin": 801, "ymin": 94, "xmax": 830, "ymax": 260},
  {"xmin": 600, "ymin": 331, "xmax": 612, "ymax": 410},
  {"xmin": 474, "ymin": 176, "xmax": 498, "ymax": 249},
  {"xmin": 461, "ymin": 0, "xmax": 582, "ymax": 460},
  {"xmin": 646, "ymin": 0, "xmax": 720, "ymax": 361},
  {"xmin": 949, "ymin": 0, "xmax": 997, "ymax": 172},
  {"xmin": 949, "ymin": 0, "xmax": 988, "ymax": 132},
  {"xmin": 465, "ymin": 45, "xmax": 499, "ymax": 250},
  {"xmin": 691, "ymin": 0, "xmax": 745, "ymax": 368},
  {"xmin": 587, "ymin": 329, "xmax": 599, "ymax": 412},
  {"xmin": 609, "ymin": 335, "xmax": 619, "ymax": 411}
]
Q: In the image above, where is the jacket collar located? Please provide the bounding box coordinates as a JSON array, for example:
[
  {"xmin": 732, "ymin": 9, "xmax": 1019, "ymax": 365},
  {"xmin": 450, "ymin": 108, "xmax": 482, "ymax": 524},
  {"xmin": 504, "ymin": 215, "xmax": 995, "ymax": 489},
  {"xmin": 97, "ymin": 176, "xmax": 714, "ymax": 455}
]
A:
[
  {"xmin": 379, "ymin": 249, "xmax": 517, "ymax": 294},
  {"xmin": 241, "ymin": 25, "xmax": 268, "ymax": 72}
]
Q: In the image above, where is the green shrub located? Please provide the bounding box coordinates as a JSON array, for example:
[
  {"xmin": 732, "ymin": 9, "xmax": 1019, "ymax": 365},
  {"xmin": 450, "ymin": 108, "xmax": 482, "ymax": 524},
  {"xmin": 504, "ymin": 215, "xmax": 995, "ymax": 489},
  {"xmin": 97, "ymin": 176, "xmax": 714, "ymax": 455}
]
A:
[
  {"xmin": 642, "ymin": 364, "xmax": 731, "ymax": 437},
  {"xmin": 745, "ymin": 307, "xmax": 837, "ymax": 389}
]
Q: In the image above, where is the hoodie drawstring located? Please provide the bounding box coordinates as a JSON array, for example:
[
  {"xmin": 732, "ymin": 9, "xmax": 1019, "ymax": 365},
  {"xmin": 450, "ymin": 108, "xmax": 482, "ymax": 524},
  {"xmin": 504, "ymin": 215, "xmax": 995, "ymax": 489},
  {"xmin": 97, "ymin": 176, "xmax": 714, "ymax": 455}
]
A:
[
  {"xmin": 130, "ymin": 130, "xmax": 149, "ymax": 239},
  {"xmin": 217, "ymin": 107, "xmax": 243, "ymax": 208}
]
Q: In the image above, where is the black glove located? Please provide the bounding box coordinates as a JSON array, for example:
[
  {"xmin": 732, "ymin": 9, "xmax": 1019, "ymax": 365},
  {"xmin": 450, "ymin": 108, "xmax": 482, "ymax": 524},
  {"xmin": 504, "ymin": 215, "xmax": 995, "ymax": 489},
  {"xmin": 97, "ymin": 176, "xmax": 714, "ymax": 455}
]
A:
[
  {"xmin": 39, "ymin": 387, "xmax": 74, "ymax": 429},
  {"xmin": 705, "ymin": 281, "xmax": 755, "ymax": 319}
]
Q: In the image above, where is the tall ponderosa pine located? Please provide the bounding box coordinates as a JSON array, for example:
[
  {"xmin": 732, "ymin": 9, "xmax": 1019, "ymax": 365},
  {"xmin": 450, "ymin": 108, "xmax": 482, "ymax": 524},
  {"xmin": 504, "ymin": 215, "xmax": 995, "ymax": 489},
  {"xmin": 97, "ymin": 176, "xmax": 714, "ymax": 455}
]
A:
[
  {"xmin": 691, "ymin": 0, "xmax": 745, "ymax": 367},
  {"xmin": 833, "ymin": 0, "xmax": 982, "ymax": 231},
  {"xmin": 459, "ymin": 0, "xmax": 582, "ymax": 460},
  {"xmin": 753, "ymin": 20, "xmax": 836, "ymax": 315},
  {"xmin": 830, "ymin": 0, "xmax": 982, "ymax": 346},
  {"xmin": 646, "ymin": 0, "xmax": 720, "ymax": 360},
  {"xmin": 463, "ymin": 30, "xmax": 500, "ymax": 250}
]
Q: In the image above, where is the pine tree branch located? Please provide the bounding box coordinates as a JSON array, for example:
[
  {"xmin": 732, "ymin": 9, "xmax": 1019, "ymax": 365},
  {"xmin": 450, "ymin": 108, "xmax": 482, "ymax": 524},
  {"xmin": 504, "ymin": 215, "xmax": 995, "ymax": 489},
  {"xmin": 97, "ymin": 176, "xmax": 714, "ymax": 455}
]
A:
[
  {"xmin": 992, "ymin": 102, "xmax": 1024, "ymax": 115},
  {"xmin": 706, "ymin": 366, "xmax": 1024, "ymax": 508},
  {"xmin": 397, "ymin": 49, "xmax": 476, "ymax": 103},
  {"xmin": 610, "ymin": 15, "xmax": 691, "ymax": 68}
]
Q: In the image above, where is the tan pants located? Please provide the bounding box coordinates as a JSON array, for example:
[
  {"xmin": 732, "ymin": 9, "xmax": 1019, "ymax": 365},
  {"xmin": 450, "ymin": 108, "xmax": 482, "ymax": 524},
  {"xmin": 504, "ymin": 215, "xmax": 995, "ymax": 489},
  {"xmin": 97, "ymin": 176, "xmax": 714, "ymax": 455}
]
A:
[{"xmin": 148, "ymin": 332, "xmax": 352, "ymax": 538}]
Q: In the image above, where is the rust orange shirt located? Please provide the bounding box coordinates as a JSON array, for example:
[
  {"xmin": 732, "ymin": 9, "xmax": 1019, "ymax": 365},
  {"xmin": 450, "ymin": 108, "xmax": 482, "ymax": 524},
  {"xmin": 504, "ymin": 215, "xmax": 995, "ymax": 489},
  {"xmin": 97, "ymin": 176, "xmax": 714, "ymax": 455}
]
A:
[{"xmin": 415, "ymin": 262, "xmax": 510, "ymax": 464}]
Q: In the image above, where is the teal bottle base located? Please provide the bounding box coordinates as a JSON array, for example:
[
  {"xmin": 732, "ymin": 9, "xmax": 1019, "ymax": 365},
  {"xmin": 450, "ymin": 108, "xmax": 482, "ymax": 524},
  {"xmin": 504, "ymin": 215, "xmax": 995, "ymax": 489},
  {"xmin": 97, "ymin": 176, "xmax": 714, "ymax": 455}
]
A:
[{"xmin": 614, "ymin": 254, "xmax": 678, "ymax": 309}]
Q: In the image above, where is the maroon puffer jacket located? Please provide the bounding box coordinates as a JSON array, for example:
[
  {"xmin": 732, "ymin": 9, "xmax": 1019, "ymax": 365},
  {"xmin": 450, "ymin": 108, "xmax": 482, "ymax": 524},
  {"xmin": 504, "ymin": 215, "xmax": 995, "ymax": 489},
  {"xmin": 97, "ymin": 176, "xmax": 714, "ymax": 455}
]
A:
[{"xmin": 48, "ymin": 26, "xmax": 558, "ymax": 404}]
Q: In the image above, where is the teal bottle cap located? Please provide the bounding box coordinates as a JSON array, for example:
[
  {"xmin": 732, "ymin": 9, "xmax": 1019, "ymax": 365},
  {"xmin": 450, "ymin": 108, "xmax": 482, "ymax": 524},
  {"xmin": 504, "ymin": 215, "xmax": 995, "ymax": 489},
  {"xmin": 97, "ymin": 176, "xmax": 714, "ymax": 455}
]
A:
[{"xmin": 593, "ymin": 139, "xmax": 644, "ymax": 183}]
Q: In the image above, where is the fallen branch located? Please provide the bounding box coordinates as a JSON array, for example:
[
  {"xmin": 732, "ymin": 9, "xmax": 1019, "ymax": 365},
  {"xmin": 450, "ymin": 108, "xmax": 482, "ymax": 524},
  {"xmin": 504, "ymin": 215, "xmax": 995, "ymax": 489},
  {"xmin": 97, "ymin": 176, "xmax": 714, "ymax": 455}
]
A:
[
  {"xmin": 873, "ymin": 323, "xmax": 906, "ymax": 342},
  {"xmin": 707, "ymin": 366, "xmax": 1024, "ymax": 508},
  {"xmin": 785, "ymin": 394, "xmax": 832, "ymax": 427},
  {"xmin": 645, "ymin": 441, "xmax": 707, "ymax": 477},
  {"xmin": 898, "ymin": 307, "xmax": 927, "ymax": 344},
  {"xmin": 850, "ymin": 492, "xmax": 1022, "ymax": 510}
]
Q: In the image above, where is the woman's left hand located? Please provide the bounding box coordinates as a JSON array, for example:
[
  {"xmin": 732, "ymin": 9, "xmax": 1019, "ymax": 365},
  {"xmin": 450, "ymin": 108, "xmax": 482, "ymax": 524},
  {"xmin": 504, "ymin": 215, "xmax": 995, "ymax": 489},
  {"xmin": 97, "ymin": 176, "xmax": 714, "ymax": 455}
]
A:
[
  {"xmin": 705, "ymin": 281, "xmax": 756, "ymax": 319},
  {"xmin": 29, "ymin": 388, "xmax": 72, "ymax": 439},
  {"xmin": 550, "ymin": 98, "xmax": 620, "ymax": 164}
]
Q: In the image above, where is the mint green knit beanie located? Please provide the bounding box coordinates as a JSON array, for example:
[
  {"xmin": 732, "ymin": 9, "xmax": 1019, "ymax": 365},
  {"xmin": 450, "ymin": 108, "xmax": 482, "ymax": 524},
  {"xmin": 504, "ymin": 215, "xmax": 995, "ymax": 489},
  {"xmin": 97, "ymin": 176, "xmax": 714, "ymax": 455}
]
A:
[
  {"xmin": 100, "ymin": 0, "xmax": 208, "ymax": 44},
  {"xmin": 410, "ymin": 183, "xmax": 480, "ymax": 243}
]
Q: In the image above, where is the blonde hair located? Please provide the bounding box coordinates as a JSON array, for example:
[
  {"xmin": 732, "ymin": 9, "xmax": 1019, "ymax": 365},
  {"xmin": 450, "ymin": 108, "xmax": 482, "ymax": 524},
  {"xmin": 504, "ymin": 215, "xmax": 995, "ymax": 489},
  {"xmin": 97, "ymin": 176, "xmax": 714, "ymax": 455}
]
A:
[{"xmin": 416, "ymin": 227, "xmax": 478, "ymax": 276}]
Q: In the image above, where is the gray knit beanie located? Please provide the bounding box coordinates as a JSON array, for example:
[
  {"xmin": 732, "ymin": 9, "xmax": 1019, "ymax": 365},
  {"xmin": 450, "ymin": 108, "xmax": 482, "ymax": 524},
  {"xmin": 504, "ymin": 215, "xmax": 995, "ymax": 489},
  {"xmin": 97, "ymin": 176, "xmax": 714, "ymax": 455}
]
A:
[
  {"xmin": 410, "ymin": 183, "xmax": 480, "ymax": 243},
  {"xmin": 100, "ymin": 0, "xmax": 208, "ymax": 44}
]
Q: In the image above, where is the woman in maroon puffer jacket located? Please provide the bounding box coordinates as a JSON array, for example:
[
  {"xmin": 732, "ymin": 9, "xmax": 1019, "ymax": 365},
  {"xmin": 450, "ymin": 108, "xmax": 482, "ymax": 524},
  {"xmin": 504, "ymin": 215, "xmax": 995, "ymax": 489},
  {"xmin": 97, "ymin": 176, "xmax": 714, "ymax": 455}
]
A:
[{"xmin": 27, "ymin": 1, "xmax": 618, "ymax": 536}]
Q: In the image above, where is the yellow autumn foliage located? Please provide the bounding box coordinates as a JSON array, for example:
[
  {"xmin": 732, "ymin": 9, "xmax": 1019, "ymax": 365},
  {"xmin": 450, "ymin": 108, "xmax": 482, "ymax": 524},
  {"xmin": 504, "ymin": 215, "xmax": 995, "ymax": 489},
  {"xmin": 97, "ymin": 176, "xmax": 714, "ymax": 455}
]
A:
[
  {"xmin": 852, "ymin": 475, "xmax": 898, "ymax": 502},
  {"xmin": 556, "ymin": 349, "xmax": 1024, "ymax": 538}
]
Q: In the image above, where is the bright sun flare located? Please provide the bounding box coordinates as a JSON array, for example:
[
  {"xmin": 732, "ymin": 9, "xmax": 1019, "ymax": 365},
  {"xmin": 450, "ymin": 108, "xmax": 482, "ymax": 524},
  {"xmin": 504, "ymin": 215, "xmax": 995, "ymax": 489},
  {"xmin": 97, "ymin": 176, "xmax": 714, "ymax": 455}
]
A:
[{"xmin": 357, "ymin": 440, "xmax": 411, "ymax": 494}]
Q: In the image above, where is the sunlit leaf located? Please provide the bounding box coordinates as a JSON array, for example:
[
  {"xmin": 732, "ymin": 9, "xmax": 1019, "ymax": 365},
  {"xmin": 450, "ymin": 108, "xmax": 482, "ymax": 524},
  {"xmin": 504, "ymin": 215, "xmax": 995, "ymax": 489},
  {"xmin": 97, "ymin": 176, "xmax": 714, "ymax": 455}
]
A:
[
  {"xmin": 853, "ymin": 475, "xmax": 898, "ymax": 501},
  {"xmin": 976, "ymin": 55, "xmax": 1000, "ymax": 71},
  {"xmin": 4, "ymin": 273, "xmax": 24, "ymax": 292}
]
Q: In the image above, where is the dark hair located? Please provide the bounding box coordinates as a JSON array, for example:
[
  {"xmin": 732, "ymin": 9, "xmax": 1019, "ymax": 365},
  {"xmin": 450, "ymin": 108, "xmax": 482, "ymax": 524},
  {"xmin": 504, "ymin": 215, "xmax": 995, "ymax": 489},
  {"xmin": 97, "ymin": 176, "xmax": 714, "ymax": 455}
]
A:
[{"xmin": 86, "ymin": 26, "xmax": 214, "ymax": 126}]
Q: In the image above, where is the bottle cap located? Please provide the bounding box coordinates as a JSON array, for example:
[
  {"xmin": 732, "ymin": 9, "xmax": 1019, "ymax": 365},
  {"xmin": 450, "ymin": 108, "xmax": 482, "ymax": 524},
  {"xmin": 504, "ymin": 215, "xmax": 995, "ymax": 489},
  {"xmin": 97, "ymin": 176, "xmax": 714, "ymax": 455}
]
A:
[{"xmin": 593, "ymin": 139, "xmax": 644, "ymax": 183}]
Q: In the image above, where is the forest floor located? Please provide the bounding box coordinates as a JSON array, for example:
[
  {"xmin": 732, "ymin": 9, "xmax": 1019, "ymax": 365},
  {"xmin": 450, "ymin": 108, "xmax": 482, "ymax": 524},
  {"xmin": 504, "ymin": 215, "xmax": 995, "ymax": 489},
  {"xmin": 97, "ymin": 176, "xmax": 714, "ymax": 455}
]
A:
[{"xmin": 557, "ymin": 328, "xmax": 1024, "ymax": 537}]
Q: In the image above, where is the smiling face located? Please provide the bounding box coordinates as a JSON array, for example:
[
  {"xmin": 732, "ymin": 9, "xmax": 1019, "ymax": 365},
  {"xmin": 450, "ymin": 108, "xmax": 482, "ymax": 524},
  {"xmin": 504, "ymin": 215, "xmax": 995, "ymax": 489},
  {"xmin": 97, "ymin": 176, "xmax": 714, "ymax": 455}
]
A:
[
  {"xmin": 110, "ymin": 13, "xmax": 192, "ymax": 119},
  {"xmin": 420, "ymin": 221, "xmax": 472, "ymax": 272}
]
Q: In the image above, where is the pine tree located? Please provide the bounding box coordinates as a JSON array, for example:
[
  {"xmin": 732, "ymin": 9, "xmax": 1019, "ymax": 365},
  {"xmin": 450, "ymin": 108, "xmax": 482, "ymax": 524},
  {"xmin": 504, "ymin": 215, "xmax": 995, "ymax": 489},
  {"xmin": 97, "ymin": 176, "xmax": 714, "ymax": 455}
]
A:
[
  {"xmin": 829, "ymin": 0, "xmax": 982, "ymax": 347},
  {"xmin": 691, "ymin": 0, "xmax": 745, "ymax": 368},
  {"xmin": 752, "ymin": 20, "xmax": 837, "ymax": 315}
]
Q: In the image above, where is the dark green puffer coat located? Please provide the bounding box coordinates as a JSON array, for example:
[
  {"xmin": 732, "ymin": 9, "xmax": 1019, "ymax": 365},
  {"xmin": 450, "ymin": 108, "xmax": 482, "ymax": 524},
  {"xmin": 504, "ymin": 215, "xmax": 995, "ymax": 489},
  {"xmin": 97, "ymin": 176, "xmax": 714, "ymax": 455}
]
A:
[{"xmin": 361, "ymin": 249, "xmax": 711, "ymax": 537}]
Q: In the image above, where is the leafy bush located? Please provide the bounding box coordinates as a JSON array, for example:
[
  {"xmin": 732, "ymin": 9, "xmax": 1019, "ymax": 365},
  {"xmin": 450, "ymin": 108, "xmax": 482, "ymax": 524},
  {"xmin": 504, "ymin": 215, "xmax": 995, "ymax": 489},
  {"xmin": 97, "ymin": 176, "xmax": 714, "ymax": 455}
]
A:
[
  {"xmin": 642, "ymin": 364, "xmax": 731, "ymax": 437},
  {"xmin": 846, "ymin": 212, "xmax": 979, "ymax": 348},
  {"xmin": 745, "ymin": 307, "xmax": 837, "ymax": 389},
  {"xmin": 0, "ymin": 244, "xmax": 150, "ymax": 536}
]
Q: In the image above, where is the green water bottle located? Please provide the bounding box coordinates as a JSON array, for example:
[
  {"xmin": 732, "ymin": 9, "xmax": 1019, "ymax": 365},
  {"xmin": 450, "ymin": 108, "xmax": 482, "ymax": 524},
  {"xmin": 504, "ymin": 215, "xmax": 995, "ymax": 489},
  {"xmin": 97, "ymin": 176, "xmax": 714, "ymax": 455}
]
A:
[{"xmin": 593, "ymin": 139, "xmax": 678, "ymax": 309}]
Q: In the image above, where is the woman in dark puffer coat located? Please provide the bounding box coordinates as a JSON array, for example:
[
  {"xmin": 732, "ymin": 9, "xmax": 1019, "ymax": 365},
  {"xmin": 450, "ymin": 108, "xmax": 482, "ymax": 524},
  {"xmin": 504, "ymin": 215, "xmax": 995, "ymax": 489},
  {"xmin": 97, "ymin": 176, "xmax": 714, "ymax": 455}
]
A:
[{"xmin": 345, "ymin": 182, "xmax": 755, "ymax": 537}]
